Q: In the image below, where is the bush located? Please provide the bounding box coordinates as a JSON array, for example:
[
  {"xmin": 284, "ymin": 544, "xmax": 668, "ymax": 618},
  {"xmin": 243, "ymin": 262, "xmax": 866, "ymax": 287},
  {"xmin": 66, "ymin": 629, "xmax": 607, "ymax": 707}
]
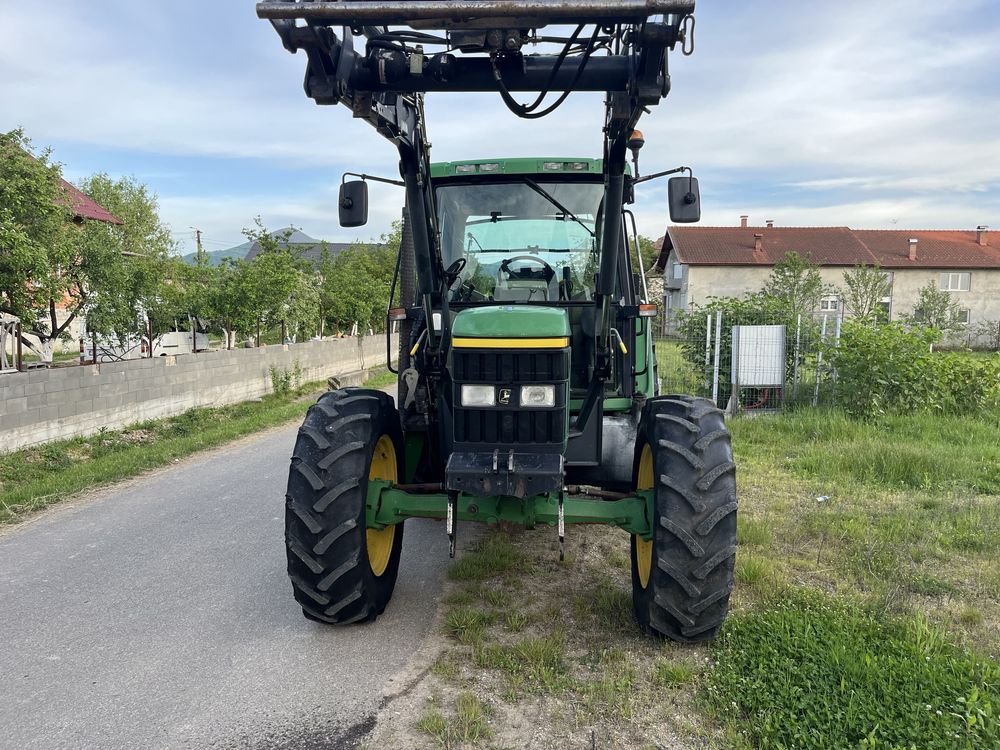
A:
[{"xmin": 830, "ymin": 322, "xmax": 1000, "ymax": 418}]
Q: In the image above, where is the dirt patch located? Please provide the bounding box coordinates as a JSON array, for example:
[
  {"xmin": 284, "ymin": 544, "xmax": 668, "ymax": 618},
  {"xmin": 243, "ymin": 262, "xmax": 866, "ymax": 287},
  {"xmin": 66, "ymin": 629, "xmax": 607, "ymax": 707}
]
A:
[{"xmin": 365, "ymin": 524, "xmax": 722, "ymax": 749}]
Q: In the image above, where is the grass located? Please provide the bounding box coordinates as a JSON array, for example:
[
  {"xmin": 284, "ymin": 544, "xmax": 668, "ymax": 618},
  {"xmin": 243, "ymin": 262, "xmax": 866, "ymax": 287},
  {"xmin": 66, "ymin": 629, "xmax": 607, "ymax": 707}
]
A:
[
  {"xmin": 446, "ymin": 532, "xmax": 531, "ymax": 581},
  {"xmin": 0, "ymin": 368, "xmax": 394, "ymax": 525},
  {"xmin": 416, "ymin": 693, "xmax": 493, "ymax": 746},
  {"xmin": 706, "ymin": 405, "xmax": 1000, "ymax": 748},
  {"xmin": 706, "ymin": 590, "xmax": 999, "ymax": 750},
  {"xmin": 415, "ymin": 403, "xmax": 1000, "ymax": 748}
]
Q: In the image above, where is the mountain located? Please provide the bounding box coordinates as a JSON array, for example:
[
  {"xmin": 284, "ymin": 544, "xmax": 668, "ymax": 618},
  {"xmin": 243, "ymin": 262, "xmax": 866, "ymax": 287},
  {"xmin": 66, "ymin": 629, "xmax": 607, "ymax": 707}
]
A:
[
  {"xmin": 181, "ymin": 228, "xmax": 318, "ymax": 266},
  {"xmin": 180, "ymin": 245, "xmax": 249, "ymax": 266}
]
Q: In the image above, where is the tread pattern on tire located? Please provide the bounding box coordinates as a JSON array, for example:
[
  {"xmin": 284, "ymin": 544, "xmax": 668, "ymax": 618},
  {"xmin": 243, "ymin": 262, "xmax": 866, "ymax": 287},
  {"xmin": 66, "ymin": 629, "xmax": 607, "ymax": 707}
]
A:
[
  {"xmin": 284, "ymin": 387, "xmax": 404, "ymax": 625},
  {"xmin": 633, "ymin": 395, "xmax": 737, "ymax": 642}
]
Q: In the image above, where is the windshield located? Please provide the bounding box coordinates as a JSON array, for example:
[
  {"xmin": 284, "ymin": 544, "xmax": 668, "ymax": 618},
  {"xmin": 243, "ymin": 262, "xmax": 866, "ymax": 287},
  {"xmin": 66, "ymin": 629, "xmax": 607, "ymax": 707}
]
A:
[{"xmin": 435, "ymin": 179, "xmax": 604, "ymax": 303}]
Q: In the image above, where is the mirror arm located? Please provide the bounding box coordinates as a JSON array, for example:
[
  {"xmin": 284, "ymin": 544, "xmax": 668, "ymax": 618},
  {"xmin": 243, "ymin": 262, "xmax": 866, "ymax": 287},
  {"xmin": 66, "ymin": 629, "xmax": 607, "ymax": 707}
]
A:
[
  {"xmin": 342, "ymin": 172, "xmax": 406, "ymax": 187},
  {"xmin": 632, "ymin": 165, "xmax": 691, "ymax": 185}
]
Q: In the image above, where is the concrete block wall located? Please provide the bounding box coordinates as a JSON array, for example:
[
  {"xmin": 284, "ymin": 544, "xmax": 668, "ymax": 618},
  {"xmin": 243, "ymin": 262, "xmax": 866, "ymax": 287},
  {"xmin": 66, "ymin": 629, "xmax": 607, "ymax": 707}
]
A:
[{"xmin": 0, "ymin": 336, "xmax": 392, "ymax": 452}]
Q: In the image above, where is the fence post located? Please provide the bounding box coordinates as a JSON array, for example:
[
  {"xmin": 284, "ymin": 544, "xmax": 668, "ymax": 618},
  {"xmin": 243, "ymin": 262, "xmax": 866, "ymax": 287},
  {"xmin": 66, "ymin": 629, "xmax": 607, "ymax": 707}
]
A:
[
  {"xmin": 791, "ymin": 314, "xmax": 801, "ymax": 404},
  {"xmin": 703, "ymin": 313, "xmax": 712, "ymax": 391},
  {"xmin": 813, "ymin": 316, "xmax": 827, "ymax": 407},
  {"xmin": 832, "ymin": 315, "xmax": 842, "ymax": 404},
  {"xmin": 711, "ymin": 312, "xmax": 722, "ymax": 406},
  {"xmin": 15, "ymin": 321, "xmax": 23, "ymax": 372},
  {"xmin": 731, "ymin": 325, "xmax": 741, "ymax": 416}
]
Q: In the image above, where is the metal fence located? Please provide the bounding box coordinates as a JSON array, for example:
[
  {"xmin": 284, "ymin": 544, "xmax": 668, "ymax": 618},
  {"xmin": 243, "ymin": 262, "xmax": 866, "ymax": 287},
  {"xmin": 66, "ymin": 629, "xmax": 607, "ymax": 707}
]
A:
[{"xmin": 653, "ymin": 312, "xmax": 843, "ymax": 414}]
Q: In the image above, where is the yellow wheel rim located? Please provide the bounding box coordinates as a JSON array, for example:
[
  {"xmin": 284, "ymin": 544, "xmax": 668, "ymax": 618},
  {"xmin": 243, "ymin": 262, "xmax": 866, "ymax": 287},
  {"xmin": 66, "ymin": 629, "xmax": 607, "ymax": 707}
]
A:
[
  {"xmin": 635, "ymin": 442, "xmax": 654, "ymax": 589},
  {"xmin": 366, "ymin": 434, "xmax": 398, "ymax": 577}
]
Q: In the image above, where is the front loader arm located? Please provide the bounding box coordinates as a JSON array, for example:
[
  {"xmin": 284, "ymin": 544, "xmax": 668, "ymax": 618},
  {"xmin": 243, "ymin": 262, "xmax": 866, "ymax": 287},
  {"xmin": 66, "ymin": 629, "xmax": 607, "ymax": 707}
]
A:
[{"xmin": 257, "ymin": 0, "xmax": 695, "ymax": 374}]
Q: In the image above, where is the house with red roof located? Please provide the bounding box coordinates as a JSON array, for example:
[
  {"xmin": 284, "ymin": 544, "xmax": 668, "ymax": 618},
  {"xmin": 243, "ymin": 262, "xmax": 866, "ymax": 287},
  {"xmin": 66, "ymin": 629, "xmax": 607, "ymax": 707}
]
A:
[{"xmin": 657, "ymin": 218, "xmax": 999, "ymax": 332}]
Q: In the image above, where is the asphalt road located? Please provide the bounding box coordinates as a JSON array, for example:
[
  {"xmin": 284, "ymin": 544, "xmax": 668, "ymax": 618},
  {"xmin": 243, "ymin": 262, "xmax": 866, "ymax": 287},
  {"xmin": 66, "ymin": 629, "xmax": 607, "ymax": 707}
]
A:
[{"xmin": 0, "ymin": 423, "xmax": 452, "ymax": 750}]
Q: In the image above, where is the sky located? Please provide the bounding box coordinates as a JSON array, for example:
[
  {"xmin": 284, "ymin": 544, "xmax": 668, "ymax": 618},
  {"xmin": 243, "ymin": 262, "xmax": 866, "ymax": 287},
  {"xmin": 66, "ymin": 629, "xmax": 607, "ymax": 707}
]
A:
[{"xmin": 2, "ymin": 0, "xmax": 999, "ymax": 257}]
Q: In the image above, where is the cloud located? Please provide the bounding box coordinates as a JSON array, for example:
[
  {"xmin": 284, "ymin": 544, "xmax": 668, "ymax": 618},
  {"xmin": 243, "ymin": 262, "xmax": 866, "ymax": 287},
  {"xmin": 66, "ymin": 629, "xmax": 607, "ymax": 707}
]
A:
[{"xmin": 3, "ymin": 0, "xmax": 997, "ymax": 253}]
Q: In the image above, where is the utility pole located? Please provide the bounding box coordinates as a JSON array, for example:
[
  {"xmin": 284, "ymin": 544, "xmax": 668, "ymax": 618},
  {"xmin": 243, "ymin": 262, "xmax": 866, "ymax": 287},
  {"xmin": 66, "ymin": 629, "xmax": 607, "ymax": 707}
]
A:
[{"xmin": 192, "ymin": 228, "xmax": 204, "ymax": 264}]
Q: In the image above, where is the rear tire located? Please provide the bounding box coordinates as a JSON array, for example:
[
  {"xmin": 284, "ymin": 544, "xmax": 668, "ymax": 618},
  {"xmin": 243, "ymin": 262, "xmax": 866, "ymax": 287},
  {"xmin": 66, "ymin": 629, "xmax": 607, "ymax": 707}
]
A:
[
  {"xmin": 285, "ymin": 388, "xmax": 405, "ymax": 624},
  {"xmin": 630, "ymin": 395, "xmax": 737, "ymax": 641}
]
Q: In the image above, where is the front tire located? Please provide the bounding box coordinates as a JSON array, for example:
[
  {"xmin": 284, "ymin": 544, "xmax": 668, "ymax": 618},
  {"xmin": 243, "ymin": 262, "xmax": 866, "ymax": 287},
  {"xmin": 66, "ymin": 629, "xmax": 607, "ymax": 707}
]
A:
[
  {"xmin": 631, "ymin": 395, "xmax": 737, "ymax": 641},
  {"xmin": 285, "ymin": 388, "xmax": 405, "ymax": 624}
]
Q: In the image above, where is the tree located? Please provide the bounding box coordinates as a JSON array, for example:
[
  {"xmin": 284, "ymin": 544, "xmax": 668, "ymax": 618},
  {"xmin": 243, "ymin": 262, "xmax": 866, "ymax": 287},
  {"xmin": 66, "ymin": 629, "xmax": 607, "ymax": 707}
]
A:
[
  {"xmin": 74, "ymin": 173, "xmax": 180, "ymax": 346},
  {"xmin": 240, "ymin": 219, "xmax": 312, "ymax": 344},
  {"xmin": 842, "ymin": 264, "xmax": 891, "ymax": 322},
  {"xmin": 632, "ymin": 235, "xmax": 659, "ymax": 273},
  {"xmin": 973, "ymin": 319, "xmax": 1000, "ymax": 351},
  {"xmin": 905, "ymin": 282, "xmax": 965, "ymax": 335},
  {"xmin": 320, "ymin": 222, "xmax": 400, "ymax": 336},
  {"xmin": 762, "ymin": 251, "xmax": 827, "ymax": 321},
  {"xmin": 0, "ymin": 129, "xmax": 80, "ymax": 360},
  {"xmin": 208, "ymin": 259, "xmax": 254, "ymax": 348}
]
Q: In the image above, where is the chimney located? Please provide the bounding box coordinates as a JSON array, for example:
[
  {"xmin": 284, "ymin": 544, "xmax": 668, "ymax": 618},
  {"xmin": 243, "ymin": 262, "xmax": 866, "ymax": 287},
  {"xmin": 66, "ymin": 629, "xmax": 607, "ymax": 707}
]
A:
[
  {"xmin": 908, "ymin": 238, "xmax": 918, "ymax": 261},
  {"xmin": 754, "ymin": 233, "xmax": 764, "ymax": 253},
  {"xmin": 765, "ymin": 219, "xmax": 774, "ymax": 228},
  {"xmin": 740, "ymin": 215, "xmax": 748, "ymax": 228},
  {"xmin": 977, "ymin": 225, "xmax": 989, "ymax": 246}
]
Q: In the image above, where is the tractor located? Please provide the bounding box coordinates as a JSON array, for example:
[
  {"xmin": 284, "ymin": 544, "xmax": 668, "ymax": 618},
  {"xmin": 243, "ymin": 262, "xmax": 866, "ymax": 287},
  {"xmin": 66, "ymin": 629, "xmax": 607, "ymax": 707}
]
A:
[{"xmin": 258, "ymin": 0, "xmax": 736, "ymax": 641}]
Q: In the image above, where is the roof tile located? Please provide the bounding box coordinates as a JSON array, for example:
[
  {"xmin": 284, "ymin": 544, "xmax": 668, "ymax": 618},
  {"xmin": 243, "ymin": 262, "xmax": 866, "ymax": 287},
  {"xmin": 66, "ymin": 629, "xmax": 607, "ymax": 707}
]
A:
[{"xmin": 663, "ymin": 226, "xmax": 999, "ymax": 269}]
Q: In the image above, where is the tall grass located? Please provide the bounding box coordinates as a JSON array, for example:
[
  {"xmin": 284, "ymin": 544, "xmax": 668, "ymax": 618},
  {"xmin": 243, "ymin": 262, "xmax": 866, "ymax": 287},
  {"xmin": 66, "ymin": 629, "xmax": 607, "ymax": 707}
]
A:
[{"xmin": 730, "ymin": 408, "xmax": 1000, "ymax": 494}]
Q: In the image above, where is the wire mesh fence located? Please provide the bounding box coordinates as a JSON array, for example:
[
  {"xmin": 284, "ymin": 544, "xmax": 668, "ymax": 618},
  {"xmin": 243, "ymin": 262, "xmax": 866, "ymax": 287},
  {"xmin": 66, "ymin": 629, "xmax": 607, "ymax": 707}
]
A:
[{"xmin": 653, "ymin": 312, "xmax": 843, "ymax": 414}]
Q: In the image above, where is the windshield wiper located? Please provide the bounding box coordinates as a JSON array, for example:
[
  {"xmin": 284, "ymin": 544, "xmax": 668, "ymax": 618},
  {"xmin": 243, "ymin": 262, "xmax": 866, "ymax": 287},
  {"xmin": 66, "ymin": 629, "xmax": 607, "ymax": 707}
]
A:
[{"xmin": 523, "ymin": 178, "xmax": 595, "ymax": 238}]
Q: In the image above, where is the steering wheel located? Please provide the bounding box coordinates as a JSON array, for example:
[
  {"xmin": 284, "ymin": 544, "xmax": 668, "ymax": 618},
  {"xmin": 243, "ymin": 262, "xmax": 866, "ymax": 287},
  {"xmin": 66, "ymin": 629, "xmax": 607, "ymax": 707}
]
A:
[{"xmin": 497, "ymin": 255, "xmax": 556, "ymax": 283}]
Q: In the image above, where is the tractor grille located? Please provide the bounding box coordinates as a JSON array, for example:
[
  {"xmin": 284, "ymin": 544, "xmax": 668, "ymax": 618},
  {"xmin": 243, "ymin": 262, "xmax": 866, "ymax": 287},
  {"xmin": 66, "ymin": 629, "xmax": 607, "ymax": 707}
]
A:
[
  {"xmin": 452, "ymin": 350, "xmax": 568, "ymax": 383},
  {"xmin": 455, "ymin": 407, "xmax": 565, "ymax": 445},
  {"xmin": 452, "ymin": 347, "xmax": 570, "ymax": 453}
]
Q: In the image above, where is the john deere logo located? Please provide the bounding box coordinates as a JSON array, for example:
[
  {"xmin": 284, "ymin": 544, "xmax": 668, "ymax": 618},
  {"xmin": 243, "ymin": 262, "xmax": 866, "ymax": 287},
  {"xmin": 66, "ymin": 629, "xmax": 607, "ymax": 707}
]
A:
[{"xmin": 498, "ymin": 388, "xmax": 512, "ymax": 405}]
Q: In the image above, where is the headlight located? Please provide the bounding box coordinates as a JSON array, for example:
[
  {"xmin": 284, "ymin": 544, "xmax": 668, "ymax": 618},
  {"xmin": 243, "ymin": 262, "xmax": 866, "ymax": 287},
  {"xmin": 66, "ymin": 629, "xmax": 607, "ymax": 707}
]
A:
[
  {"xmin": 461, "ymin": 384, "xmax": 495, "ymax": 407},
  {"xmin": 520, "ymin": 384, "xmax": 555, "ymax": 408}
]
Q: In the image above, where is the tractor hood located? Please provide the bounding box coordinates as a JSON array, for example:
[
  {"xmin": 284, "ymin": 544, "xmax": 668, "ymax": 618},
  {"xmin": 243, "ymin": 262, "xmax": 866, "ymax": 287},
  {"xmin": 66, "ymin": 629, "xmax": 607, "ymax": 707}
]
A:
[{"xmin": 451, "ymin": 306, "xmax": 570, "ymax": 345}]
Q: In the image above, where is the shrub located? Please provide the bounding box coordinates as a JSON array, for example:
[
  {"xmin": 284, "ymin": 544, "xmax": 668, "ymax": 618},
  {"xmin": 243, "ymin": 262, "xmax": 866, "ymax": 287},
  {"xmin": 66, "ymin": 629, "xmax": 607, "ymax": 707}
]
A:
[{"xmin": 829, "ymin": 323, "xmax": 1000, "ymax": 418}]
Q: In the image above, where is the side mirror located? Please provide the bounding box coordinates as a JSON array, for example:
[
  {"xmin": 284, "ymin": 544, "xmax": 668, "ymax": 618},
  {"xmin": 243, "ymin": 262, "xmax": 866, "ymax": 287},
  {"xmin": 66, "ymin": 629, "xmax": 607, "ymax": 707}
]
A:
[
  {"xmin": 339, "ymin": 180, "xmax": 369, "ymax": 227},
  {"xmin": 668, "ymin": 176, "xmax": 701, "ymax": 223}
]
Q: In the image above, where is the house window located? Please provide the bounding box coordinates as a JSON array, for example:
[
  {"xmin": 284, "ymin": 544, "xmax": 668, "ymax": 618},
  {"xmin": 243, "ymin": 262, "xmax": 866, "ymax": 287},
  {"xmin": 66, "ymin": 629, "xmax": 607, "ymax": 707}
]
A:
[
  {"xmin": 878, "ymin": 271, "xmax": 893, "ymax": 321},
  {"xmin": 939, "ymin": 272, "xmax": 971, "ymax": 291},
  {"xmin": 955, "ymin": 309, "xmax": 970, "ymax": 325},
  {"xmin": 820, "ymin": 296, "xmax": 839, "ymax": 311},
  {"xmin": 672, "ymin": 263, "xmax": 684, "ymax": 280}
]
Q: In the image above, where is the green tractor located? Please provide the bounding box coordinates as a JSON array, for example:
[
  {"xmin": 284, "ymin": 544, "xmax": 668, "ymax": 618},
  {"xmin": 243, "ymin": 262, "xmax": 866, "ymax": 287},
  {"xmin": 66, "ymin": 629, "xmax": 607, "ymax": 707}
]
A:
[{"xmin": 259, "ymin": 0, "xmax": 736, "ymax": 641}]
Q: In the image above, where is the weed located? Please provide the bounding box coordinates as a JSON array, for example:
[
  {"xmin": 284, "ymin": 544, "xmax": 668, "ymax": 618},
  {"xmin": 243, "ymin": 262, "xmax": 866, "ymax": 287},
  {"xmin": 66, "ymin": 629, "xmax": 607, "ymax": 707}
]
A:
[
  {"xmin": 575, "ymin": 580, "xmax": 634, "ymax": 632},
  {"xmin": 958, "ymin": 607, "xmax": 985, "ymax": 627},
  {"xmin": 473, "ymin": 632, "xmax": 570, "ymax": 694},
  {"xmin": 443, "ymin": 589, "xmax": 477, "ymax": 606},
  {"xmin": 415, "ymin": 709, "xmax": 448, "ymax": 745},
  {"xmin": 653, "ymin": 659, "xmax": 697, "ymax": 687},
  {"xmin": 737, "ymin": 515, "xmax": 773, "ymax": 547},
  {"xmin": 504, "ymin": 611, "xmax": 528, "ymax": 632},
  {"xmin": 453, "ymin": 692, "xmax": 492, "ymax": 742},
  {"xmin": 906, "ymin": 571, "xmax": 958, "ymax": 596},
  {"xmin": 444, "ymin": 607, "xmax": 494, "ymax": 645},
  {"xmin": 448, "ymin": 533, "xmax": 530, "ymax": 581},
  {"xmin": 735, "ymin": 554, "xmax": 775, "ymax": 588},
  {"xmin": 481, "ymin": 588, "xmax": 512, "ymax": 608},
  {"xmin": 431, "ymin": 651, "xmax": 461, "ymax": 681}
]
